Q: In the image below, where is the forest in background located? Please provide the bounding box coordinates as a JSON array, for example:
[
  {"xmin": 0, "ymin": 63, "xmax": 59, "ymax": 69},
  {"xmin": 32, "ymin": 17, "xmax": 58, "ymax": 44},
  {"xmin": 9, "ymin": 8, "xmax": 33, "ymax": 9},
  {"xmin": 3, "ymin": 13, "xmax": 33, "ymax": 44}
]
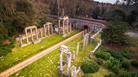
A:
[{"xmin": 0, "ymin": 0, "xmax": 137, "ymax": 53}]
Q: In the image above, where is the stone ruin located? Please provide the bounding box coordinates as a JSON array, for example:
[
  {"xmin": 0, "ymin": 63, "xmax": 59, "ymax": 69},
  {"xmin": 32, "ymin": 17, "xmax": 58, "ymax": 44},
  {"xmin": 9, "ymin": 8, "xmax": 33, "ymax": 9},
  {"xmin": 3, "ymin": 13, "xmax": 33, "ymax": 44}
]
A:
[
  {"xmin": 18, "ymin": 16, "xmax": 75, "ymax": 47},
  {"xmin": 58, "ymin": 16, "xmax": 72, "ymax": 36},
  {"xmin": 83, "ymin": 33, "xmax": 91, "ymax": 49},
  {"xmin": 43, "ymin": 22, "xmax": 53, "ymax": 36},
  {"xmin": 19, "ymin": 26, "xmax": 41, "ymax": 47},
  {"xmin": 19, "ymin": 22, "xmax": 54, "ymax": 47},
  {"xmin": 59, "ymin": 45, "xmax": 72, "ymax": 77},
  {"xmin": 71, "ymin": 65, "xmax": 80, "ymax": 77},
  {"xmin": 59, "ymin": 45, "xmax": 81, "ymax": 77}
]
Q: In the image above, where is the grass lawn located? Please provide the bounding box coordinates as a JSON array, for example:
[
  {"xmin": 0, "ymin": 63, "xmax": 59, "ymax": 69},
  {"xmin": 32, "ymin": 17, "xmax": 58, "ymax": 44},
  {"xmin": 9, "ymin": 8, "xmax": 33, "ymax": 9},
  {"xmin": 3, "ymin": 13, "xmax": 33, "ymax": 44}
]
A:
[
  {"xmin": 0, "ymin": 31, "xmax": 78, "ymax": 72},
  {"xmin": 11, "ymin": 33, "xmax": 98, "ymax": 77},
  {"xmin": 92, "ymin": 67, "xmax": 109, "ymax": 77}
]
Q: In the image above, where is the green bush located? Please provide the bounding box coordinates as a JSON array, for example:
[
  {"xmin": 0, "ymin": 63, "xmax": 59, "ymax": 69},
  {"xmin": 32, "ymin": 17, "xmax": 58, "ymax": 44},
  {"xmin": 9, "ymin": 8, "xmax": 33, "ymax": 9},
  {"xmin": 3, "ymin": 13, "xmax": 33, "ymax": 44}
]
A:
[
  {"xmin": 118, "ymin": 71, "xmax": 138, "ymax": 77},
  {"xmin": 110, "ymin": 51, "xmax": 124, "ymax": 60},
  {"xmin": 105, "ymin": 72, "xmax": 116, "ymax": 77},
  {"xmin": 121, "ymin": 60, "xmax": 131, "ymax": 70},
  {"xmin": 83, "ymin": 74, "xmax": 93, "ymax": 77},
  {"xmin": 131, "ymin": 60, "xmax": 138, "ymax": 68},
  {"xmin": 81, "ymin": 60, "xmax": 99, "ymax": 73},
  {"xmin": 95, "ymin": 58, "xmax": 103, "ymax": 65},
  {"xmin": 105, "ymin": 59, "xmax": 121, "ymax": 73},
  {"xmin": 121, "ymin": 50, "xmax": 133, "ymax": 59},
  {"xmin": 0, "ymin": 37, "xmax": 15, "ymax": 57},
  {"xmin": 95, "ymin": 51, "xmax": 111, "ymax": 60}
]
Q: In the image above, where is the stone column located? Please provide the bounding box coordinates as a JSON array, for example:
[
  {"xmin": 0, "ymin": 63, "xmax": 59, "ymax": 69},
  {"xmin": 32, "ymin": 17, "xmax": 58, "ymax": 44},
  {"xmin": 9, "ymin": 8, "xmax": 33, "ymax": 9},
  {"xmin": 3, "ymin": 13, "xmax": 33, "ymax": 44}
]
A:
[
  {"xmin": 48, "ymin": 25, "xmax": 50, "ymax": 35},
  {"xmin": 58, "ymin": 20, "xmax": 61, "ymax": 28},
  {"xmin": 59, "ymin": 51, "xmax": 63, "ymax": 74},
  {"xmin": 25, "ymin": 29, "xmax": 29, "ymax": 43},
  {"xmin": 19, "ymin": 35, "xmax": 23, "ymax": 46},
  {"xmin": 72, "ymin": 51, "xmax": 75, "ymax": 60},
  {"xmin": 43, "ymin": 24, "xmax": 47, "ymax": 37},
  {"xmin": 35, "ymin": 27, "xmax": 38, "ymax": 40},
  {"xmin": 67, "ymin": 20, "xmax": 69, "ymax": 33},
  {"xmin": 76, "ymin": 42, "xmax": 80, "ymax": 56},
  {"xmin": 83, "ymin": 33, "xmax": 90, "ymax": 49},
  {"xmin": 71, "ymin": 66, "xmax": 80, "ymax": 77},
  {"xmin": 51, "ymin": 24, "xmax": 53, "ymax": 34},
  {"xmin": 40, "ymin": 29, "xmax": 43, "ymax": 38},
  {"xmin": 63, "ymin": 20, "xmax": 65, "ymax": 35},
  {"xmin": 70, "ymin": 23, "xmax": 72, "ymax": 32},
  {"xmin": 30, "ymin": 29, "xmax": 33, "ymax": 41},
  {"xmin": 58, "ymin": 20, "xmax": 61, "ymax": 34},
  {"xmin": 67, "ymin": 52, "xmax": 71, "ymax": 77}
]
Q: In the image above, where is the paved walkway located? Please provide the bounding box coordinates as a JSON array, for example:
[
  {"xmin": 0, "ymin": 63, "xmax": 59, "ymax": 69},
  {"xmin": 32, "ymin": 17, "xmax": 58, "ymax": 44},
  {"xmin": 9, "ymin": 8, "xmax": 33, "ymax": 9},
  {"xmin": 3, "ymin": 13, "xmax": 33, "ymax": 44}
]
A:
[{"xmin": 0, "ymin": 31, "xmax": 83, "ymax": 77}]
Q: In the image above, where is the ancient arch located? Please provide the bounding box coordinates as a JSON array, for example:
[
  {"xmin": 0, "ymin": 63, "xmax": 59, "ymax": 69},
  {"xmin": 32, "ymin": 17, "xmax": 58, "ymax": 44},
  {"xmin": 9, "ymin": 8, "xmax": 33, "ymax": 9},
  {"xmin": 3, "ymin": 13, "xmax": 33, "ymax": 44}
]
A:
[
  {"xmin": 59, "ymin": 45, "xmax": 72, "ymax": 76},
  {"xmin": 43, "ymin": 22, "xmax": 53, "ymax": 37},
  {"xmin": 58, "ymin": 16, "xmax": 72, "ymax": 35}
]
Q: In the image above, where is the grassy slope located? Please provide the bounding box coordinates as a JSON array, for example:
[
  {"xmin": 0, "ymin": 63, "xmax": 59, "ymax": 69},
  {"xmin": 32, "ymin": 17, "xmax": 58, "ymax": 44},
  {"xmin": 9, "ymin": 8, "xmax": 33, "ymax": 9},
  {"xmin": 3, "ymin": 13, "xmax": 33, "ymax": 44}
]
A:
[
  {"xmin": 11, "ymin": 34, "xmax": 98, "ymax": 77},
  {"xmin": 0, "ymin": 31, "xmax": 78, "ymax": 72}
]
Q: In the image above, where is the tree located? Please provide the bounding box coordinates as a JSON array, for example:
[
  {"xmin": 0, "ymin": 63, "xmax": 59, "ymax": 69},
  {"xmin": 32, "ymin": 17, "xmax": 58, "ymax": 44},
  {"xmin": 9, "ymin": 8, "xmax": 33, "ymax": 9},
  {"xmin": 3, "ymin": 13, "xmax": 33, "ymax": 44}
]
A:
[
  {"xmin": 101, "ymin": 21, "xmax": 128, "ymax": 45},
  {"xmin": 105, "ymin": 9, "xmax": 127, "ymax": 21}
]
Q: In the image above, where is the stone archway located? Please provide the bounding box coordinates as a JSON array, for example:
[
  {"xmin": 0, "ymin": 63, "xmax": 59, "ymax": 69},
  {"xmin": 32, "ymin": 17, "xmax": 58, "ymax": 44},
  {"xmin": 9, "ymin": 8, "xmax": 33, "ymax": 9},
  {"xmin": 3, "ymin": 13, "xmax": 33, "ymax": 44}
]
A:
[{"xmin": 83, "ymin": 25, "xmax": 90, "ymax": 33}]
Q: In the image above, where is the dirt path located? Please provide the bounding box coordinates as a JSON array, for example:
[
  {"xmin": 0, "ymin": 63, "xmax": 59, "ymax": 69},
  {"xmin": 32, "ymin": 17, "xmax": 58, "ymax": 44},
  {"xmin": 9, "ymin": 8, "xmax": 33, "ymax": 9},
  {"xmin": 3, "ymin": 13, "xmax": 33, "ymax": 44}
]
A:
[{"xmin": 0, "ymin": 31, "xmax": 83, "ymax": 77}]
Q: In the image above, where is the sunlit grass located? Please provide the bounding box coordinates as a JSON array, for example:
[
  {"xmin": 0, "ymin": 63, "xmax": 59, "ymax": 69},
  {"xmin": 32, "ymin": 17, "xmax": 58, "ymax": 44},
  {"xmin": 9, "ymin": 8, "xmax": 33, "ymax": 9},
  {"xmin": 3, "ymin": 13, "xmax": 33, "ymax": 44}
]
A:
[
  {"xmin": 11, "ymin": 34, "xmax": 98, "ymax": 77},
  {"xmin": 92, "ymin": 67, "xmax": 109, "ymax": 77},
  {"xmin": 0, "ymin": 31, "xmax": 78, "ymax": 72}
]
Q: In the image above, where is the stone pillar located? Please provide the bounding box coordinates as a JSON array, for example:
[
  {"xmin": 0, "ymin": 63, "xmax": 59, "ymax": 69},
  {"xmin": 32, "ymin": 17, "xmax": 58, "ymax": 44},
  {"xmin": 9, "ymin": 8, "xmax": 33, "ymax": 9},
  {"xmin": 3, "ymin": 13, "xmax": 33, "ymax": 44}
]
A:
[
  {"xmin": 40, "ymin": 29, "xmax": 43, "ymax": 38},
  {"xmin": 30, "ymin": 29, "xmax": 33, "ymax": 41},
  {"xmin": 19, "ymin": 35, "xmax": 23, "ymax": 46},
  {"xmin": 58, "ymin": 20, "xmax": 61, "ymax": 28},
  {"xmin": 70, "ymin": 23, "xmax": 72, "ymax": 32},
  {"xmin": 67, "ymin": 52, "xmax": 71, "ymax": 77},
  {"xmin": 58, "ymin": 20, "xmax": 61, "ymax": 34},
  {"xmin": 72, "ymin": 51, "xmax": 75, "ymax": 60},
  {"xmin": 59, "ymin": 51, "xmax": 63, "ymax": 74},
  {"xmin": 43, "ymin": 24, "xmax": 47, "ymax": 37},
  {"xmin": 35, "ymin": 27, "xmax": 38, "ymax": 40},
  {"xmin": 71, "ymin": 66, "xmax": 80, "ymax": 77},
  {"xmin": 67, "ymin": 20, "xmax": 69, "ymax": 33},
  {"xmin": 76, "ymin": 42, "xmax": 80, "ymax": 56},
  {"xmin": 63, "ymin": 20, "xmax": 65, "ymax": 35},
  {"xmin": 47, "ymin": 25, "xmax": 50, "ymax": 35},
  {"xmin": 51, "ymin": 24, "xmax": 53, "ymax": 34},
  {"xmin": 25, "ymin": 29, "xmax": 29, "ymax": 43},
  {"xmin": 83, "ymin": 33, "xmax": 90, "ymax": 49}
]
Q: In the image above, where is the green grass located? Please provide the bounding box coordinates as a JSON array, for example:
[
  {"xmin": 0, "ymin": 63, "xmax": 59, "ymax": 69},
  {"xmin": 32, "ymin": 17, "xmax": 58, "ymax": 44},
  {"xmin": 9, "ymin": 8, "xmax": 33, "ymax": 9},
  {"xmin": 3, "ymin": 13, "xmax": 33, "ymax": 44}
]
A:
[
  {"xmin": 92, "ymin": 67, "xmax": 109, "ymax": 77},
  {"xmin": 0, "ymin": 31, "xmax": 78, "ymax": 72},
  {"xmin": 11, "ymin": 34, "xmax": 97, "ymax": 77}
]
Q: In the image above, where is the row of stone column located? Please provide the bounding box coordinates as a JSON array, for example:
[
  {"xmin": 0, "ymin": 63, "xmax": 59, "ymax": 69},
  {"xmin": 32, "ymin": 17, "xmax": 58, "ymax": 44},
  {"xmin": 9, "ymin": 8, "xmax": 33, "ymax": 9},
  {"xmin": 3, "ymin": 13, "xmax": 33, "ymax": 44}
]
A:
[{"xmin": 19, "ymin": 22, "xmax": 54, "ymax": 47}]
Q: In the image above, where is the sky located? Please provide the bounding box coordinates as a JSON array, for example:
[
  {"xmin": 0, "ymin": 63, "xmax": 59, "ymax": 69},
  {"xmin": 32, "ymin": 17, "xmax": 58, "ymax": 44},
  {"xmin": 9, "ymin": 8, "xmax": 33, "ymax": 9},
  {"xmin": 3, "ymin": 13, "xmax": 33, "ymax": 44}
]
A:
[{"xmin": 94, "ymin": 0, "xmax": 117, "ymax": 4}]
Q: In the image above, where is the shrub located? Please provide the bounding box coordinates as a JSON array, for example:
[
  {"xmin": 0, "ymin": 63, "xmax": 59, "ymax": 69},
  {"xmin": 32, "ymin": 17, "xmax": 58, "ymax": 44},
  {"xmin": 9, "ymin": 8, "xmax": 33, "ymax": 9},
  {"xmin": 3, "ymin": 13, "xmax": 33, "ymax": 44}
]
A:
[
  {"xmin": 110, "ymin": 51, "xmax": 124, "ymax": 60},
  {"xmin": 130, "ymin": 72, "xmax": 138, "ymax": 77},
  {"xmin": 81, "ymin": 60, "xmax": 99, "ymax": 73},
  {"xmin": 83, "ymin": 74, "xmax": 93, "ymax": 77},
  {"xmin": 118, "ymin": 71, "xmax": 130, "ymax": 77},
  {"xmin": 121, "ymin": 60, "xmax": 131, "ymax": 70},
  {"xmin": 105, "ymin": 72, "xmax": 116, "ymax": 77},
  {"xmin": 95, "ymin": 51, "xmax": 111, "ymax": 60},
  {"xmin": 105, "ymin": 59, "xmax": 121, "ymax": 73},
  {"xmin": 95, "ymin": 58, "xmax": 103, "ymax": 65},
  {"xmin": 121, "ymin": 50, "xmax": 133, "ymax": 59},
  {"xmin": 131, "ymin": 60, "xmax": 138, "ymax": 68}
]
